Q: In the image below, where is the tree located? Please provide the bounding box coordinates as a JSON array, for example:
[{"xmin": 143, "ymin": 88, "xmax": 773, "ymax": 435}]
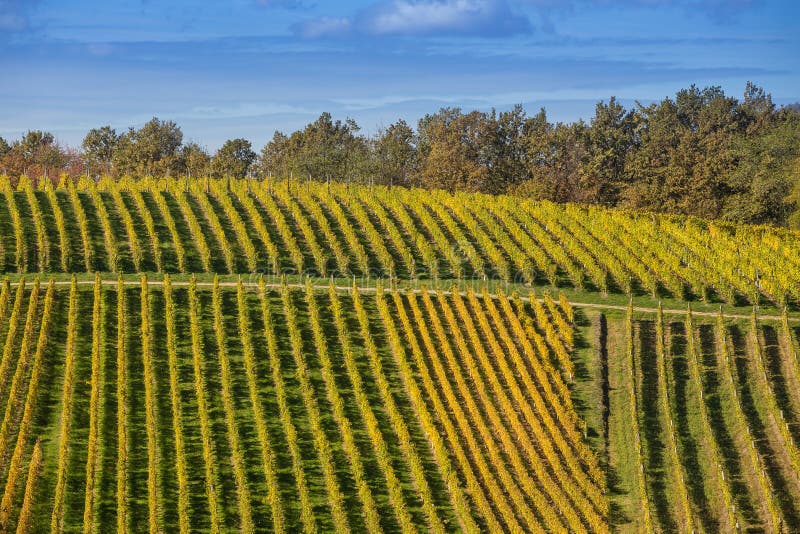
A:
[
  {"xmin": 257, "ymin": 113, "xmax": 366, "ymax": 182},
  {"xmin": 490, "ymin": 105, "xmax": 529, "ymax": 191},
  {"xmin": 373, "ymin": 120, "xmax": 417, "ymax": 187},
  {"xmin": 724, "ymin": 113, "xmax": 800, "ymax": 225},
  {"xmin": 82, "ymin": 126, "xmax": 118, "ymax": 176},
  {"xmin": 787, "ymin": 158, "xmax": 800, "ymax": 229},
  {"xmin": 112, "ymin": 129, "xmax": 138, "ymax": 176},
  {"xmin": 1, "ymin": 130, "xmax": 68, "ymax": 178},
  {"xmin": 113, "ymin": 117, "xmax": 183, "ymax": 177},
  {"xmin": 258, "ymin": 132, "xmax": 291, "ymax": 178},
  {"xmin": 515, "ymin": 115, "xmax": 588, "ymax": 203},
  {"xmin": 181, "ymin": 142, "xmax": 211, "ymax": 177},
  {"xmin": 136, "ymin": 118, "xmax": 183, "ymax": 176},
  {"xmin": 0, "ymin": 137, "xmax": 9, "ymax": 159},
  {"xmin": 211, "ymin": 138, "xmax": 256, "ymax": 179},
  {"xmin": 415, "ymin": 108, "xmax": 491, "ymax": 193},
  {"xmin": 18, "ymin": 130, "xmax": 55, "ymax": 161},
  {"xmin": 579, "ymin": 97, "xmax": 634, "ymax": 205},
  {"xmin": 622, "ymin": 86, "xmax": 741, "ymax": 219},
  {"xmin": 298, "ymin": 113, "xmax": 364, "ymax": 181},
  {"xmin": 740, "ymin": 81, "xmax": 775, "ymax": 131}
]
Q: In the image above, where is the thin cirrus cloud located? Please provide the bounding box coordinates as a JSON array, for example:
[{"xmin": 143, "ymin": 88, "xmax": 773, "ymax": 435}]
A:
[
  {"xmin": 293, "ymin": 16, "xmax": 353, "ymax": 38},
  {"xmin": 1, "ymin": 0, "xmax": 795, "ymax": 148},
  {"xmin": 0, "ymin": 0, "xmax": 38, "ymax": 32},
  {"xmin": 293, "ymin": 0, "xmax": 532, "ymax": 39},
  {"xmin": 257, "ymin": 0, "xmax": 312, "ymax": 9}
]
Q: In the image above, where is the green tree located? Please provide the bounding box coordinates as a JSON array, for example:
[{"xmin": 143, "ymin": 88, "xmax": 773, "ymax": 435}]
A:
[
  {"xmin": 490, "ymin": 105, "xmax": 529, "ymax": 191},
  {"xmin": 515, "ymin": 114, "xmax": 588, "ymax": 203},
  {"xmin": 724, "ymin": 112, "xmax": 800, "ymax": 225},
  {"xmin": 257, "ymin": 113, "xmax": 366, "ymax": 182},
  {"xmin": 299, "ymin": 113, "xmax": 364, "ymax": 181},
  {"xmin": 258, "ymin": 131, "xmax": 292, "ymax": 178},
  {"xmin": 114, "ymin": 118, "xmax": 183, "ymax": 177},
  {"xmin": 623, "ymin": 86, "xmax": 740, "ymax": 218},
  {"xmin": 579, "ymin": 97, "xmax": 634, "ymax": 205},
  {"xmin": 739, "ymin": 81, "xmax": 776, "ymax": 132},
  {"xmin": 82, "ymin": 126, "xmax": 119, "ymax": 176},
  {"xmin": 181, "ymin": 142, "xmax": 211, "ymax": 177},
  {"xmin": 787, "ymin": 158, "xmax": 800, "ymax": 229},
  {"xmin": 18, "ymin": 130, "xmax": 55, "ymax": 160},
  {"xmin": 373, "ymin": 119, "xmax": 417, "ymax": 187},
  {"xmin": 415, "ymin": 108, "xmax": 492, "ymax": 193},
  {"xmin": 211, "ymin": 138, "xmax": 256, "ymax": 179},
  {"xmin": 7, "ymin": 130, "xmax": 68, "ymax": 178}
]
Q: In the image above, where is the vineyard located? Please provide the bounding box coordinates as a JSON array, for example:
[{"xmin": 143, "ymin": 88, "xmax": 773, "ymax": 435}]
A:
[
  {"xmin": 0, "ymin": 275, "xmax": 612, "ymax": 533},
  {"xmin": 0, "ymin": 175, "xmax": 800, "ymax": 532},
  {"xmin": 582, "ymin": 301, "xmax": 800, "ymax": 534},
  {"xmin": 0, "ymin": 176, "xmax": 798, "ymax": 307}
]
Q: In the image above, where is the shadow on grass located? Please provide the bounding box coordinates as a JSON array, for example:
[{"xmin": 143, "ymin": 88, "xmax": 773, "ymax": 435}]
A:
[
  {"xmin": 668, "ymin": 321, "xmax": 717, "ymax": 532},
  {"xmin": 730, "ymin": 325, "xmax": 800, "ymax": 529},
  {"xmin": 637, "ymin": 320, "xmax": 676, "ymax": 532},
  {"xmin": 697, "ymin": 324, "xmax": 762, "ymax": 528}
]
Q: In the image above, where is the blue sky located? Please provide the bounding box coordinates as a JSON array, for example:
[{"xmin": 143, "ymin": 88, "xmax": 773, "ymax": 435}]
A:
[{"xmin": 1, "ymin": 0, "xmax": 798, "ymax": 150}]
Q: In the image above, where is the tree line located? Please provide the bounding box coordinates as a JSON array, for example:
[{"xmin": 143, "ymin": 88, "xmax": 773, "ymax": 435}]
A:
[{"xmin": 1, "ymin": 82, "xmax": 798, "ymax": 227}]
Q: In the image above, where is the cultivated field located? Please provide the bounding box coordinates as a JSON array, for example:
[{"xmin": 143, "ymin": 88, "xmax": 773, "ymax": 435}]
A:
[
  {"xmin": 0, "ymin": 176, "xmax": 798, "ymax": 306},
  {"xmin": 0, "ymin": 175, "xmax": 799, "ymax": 533},
  {"xmin": 575, "ymin": 304, "xmax": 800, "ymax": 533}
]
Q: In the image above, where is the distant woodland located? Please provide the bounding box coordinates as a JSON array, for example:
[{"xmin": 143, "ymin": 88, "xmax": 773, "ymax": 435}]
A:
[{"xmin": 2, "ymin": 82, "xmax": 799, "ymax": 228}]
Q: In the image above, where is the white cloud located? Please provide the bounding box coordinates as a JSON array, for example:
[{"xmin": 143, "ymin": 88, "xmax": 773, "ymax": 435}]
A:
[
  {"xmin": 366, "ymin": 0, "xmax": 488, "ymax": 34},
  {"xmin": 360, "ymin": 0, "xmax": 531, "ymax": 36},
  {"xmin": 292, "ymin": 16, "xmax": 352, "ymax": 38},
  {"xmin": 256, "ymin": 0, "xmax": 310, "ymax": 9},
  {"xmin": 293, "ymin": 0, "xmax": 531, "ymax": 39}
]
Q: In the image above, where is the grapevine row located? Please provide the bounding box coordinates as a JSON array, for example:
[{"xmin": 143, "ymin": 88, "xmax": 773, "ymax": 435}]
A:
[
  {"xmin": 433, "ymin": 288, "xmax": 584, "ymax": 531},
  {"xmin": 1, "ymin": 176, "xmax": 796, "ymax": 306},
  {"xmin": 302, "ymin": 280, "xmax": 378, "ymax": 532},
  {"xmin": 49, "ymin": 277, "xmax": 79, "ymax": 533},
  {"xmin": 0, "ymin": 280, "xmax": 52, "ymax": 529},
  {"xmin": 683, "ymin": 307, "xmax": 739, "ymax": 530},
  {"xmin": 352, "ymin": 283, "xmax": 446, "ymax": 531},
  {"xmin": 257, "ymin": 278, "xmax": 315, "ymax": 533},
  {"xmin": 82, "ymin": 275, "xmax": 104, "ymax": 533},
  {"xmin": 187, "ymin": 277, "xmax": 223, "ymax": 532},
  {"xmin": 654, "ymin": 304, "xmax": 695, "ymax": 532},
  {"xmin": 328, "ymin": 284, "xmax": 416, "ymax": 532},
  {"xmin": 280, "ymin": 281, "xmax": 348, "ymax": 532},
  {"xmin": 714, "ymin": 311, "xmax": 783, "ymax": 531},
  {"xmin": 210, "ymin": 277, "xmax": 254, "ymax": 533},
  {"xmin": 375, "ymin": 285, "xmax": 479, "ymax": 532}
]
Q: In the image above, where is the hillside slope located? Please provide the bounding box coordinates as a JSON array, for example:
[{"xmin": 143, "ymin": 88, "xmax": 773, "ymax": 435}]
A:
[
  {"xmin": 0, "ymin": 275, "xmax": 608, "ymax": 533},
  {"xmin": 573, "ymin": 304, "xmax": 800, "ymax": 533},
  {"xmin": 1, "ymin": 175, "xmax": 798, "ymax": 306},
  {"xmin": 1, "ymin": 175, "xmax": 800, "ymax": 533}
]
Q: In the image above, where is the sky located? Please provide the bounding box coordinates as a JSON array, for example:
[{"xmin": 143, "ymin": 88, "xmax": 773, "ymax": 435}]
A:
[{"xmin": 1, "ymin": 0, "xmax": 798, "ymax": 150}]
